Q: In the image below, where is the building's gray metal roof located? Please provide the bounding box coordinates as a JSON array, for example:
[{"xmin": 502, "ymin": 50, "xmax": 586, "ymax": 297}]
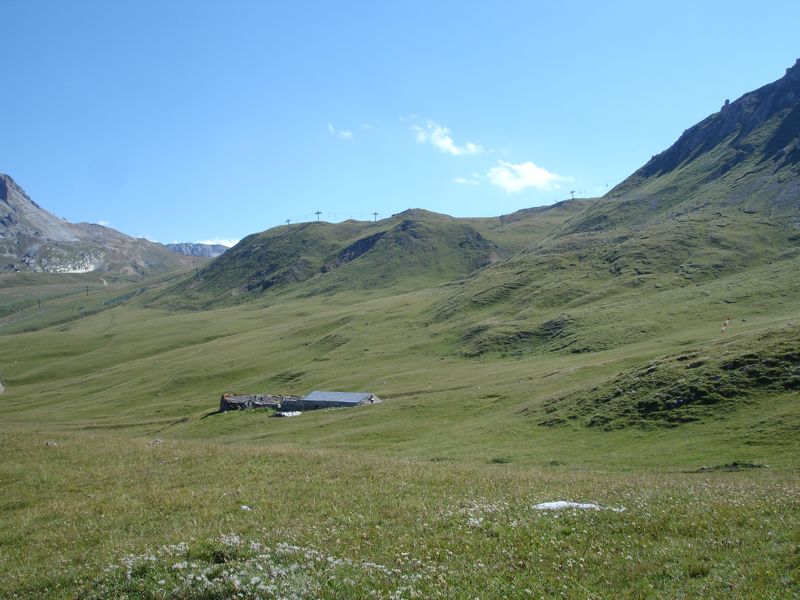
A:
[{"xmin": 303, "ymin": 391, "xmax": 373, "ymax": 404}]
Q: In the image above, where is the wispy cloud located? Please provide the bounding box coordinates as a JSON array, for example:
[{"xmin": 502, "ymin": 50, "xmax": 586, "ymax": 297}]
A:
[
  {"xmin": 96, "ymin": 219, "xmax": 111, "ymax": 227},
  {"xmin": 453, "ymin": 176, "xmax": 481, "ymax": 186},
  {"xmin": 412, "ymin": 120, "xmax": 483, "ymax": 156},
  {"xmin": 486, "ymin": 160, "xmax": 568, "ymax": 193},
  {"xmin": 327, "ymin": 123, "xmax": 354, "ymax": 141},
  {"xmin": 196, "ymin": 238, "xmax": 239, "ymax": 247}
]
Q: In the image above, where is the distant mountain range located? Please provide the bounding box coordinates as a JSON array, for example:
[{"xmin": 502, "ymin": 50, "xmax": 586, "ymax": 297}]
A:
[
  {"xmin": 166, "ymin": 243, "xmax": 229, "ymax": 258},
  {"xmin": 0, "ymin": 174, "xmax": 194, "ymax": 275}
]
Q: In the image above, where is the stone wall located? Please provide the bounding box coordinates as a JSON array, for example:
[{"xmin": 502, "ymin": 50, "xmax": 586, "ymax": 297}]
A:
[
  {"xmin": 219, "ymin": 393, "xmax": 380, "ymax": 413},
  {"xmin": 219, "ymin": 394, "xmax": 299, "ymax": 412}
]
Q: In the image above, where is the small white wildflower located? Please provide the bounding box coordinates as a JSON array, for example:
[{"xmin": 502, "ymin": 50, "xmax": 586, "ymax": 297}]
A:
[{"xmin": 220, "ymin": 533, "xmax": 243, "ymax": 546}]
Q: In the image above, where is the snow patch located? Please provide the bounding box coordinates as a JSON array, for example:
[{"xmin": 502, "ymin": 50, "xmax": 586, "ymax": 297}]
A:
[{"xmin": 57, "ymin": 263, "xmax": 98, "ymax": 274}]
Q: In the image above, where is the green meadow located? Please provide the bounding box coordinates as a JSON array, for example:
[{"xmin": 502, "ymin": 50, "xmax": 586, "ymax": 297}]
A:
[{"xmin": 1, "ymin": 224, "xmax": 799, "ymax": 598}]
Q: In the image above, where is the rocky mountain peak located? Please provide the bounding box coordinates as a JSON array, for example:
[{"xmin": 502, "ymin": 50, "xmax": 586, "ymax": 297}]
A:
[
  {"xmin": 785, "ymin": 57, "xmax": 800, "ymax": 79},
  {"xmin": 608, "ymin": 59, "xmax": 800, "ymax": 196},
  {"xmin": 1, "ymin": 174, "xmax": 45, "ymax": 212},
  {"xmin": 0, "ymin": 173, "xmax": 79, "ymax": 243},
  {"xmin": 0, "ymin": 172, "xmax": 194, "ymax": 274}
]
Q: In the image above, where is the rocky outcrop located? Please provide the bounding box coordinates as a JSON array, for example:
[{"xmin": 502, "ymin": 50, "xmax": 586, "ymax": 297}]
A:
[{"xmin": 321, "ymin": 231, "xmax": 385, "ymax": 272}]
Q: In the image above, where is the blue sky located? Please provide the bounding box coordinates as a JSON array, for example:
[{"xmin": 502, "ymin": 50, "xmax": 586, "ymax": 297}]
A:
[{"xmin": 2, "ymin": 1, "xmax": 798, "ymax": 245}]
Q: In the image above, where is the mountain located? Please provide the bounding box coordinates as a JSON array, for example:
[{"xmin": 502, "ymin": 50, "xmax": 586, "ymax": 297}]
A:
[
  {"xmin": 166, "ymin": 242, "xmax": 229, "ymax": 258},
  {"xmin": 0, "ymin": 173, "xmax": 195, "ymax": 275},
  {"xmin": 161, "ymin": 64, "xmax": 798, "ymax": 312},
  {"xmin": 161, "ymin": 202, "xmax": 591, "ymax": 307},
  {"xmin": 563, "ymin": 58, "xmax": 800, "ymax": 234},
  {"xmin": 429, "ymin": 60, "xmax": 800, "ymax": 358}
]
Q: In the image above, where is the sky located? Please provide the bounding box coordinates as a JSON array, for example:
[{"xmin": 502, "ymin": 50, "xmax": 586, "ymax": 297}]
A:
[{"xmin": 1, "ymin": 1, "xmax": 798, "ymax": 246}]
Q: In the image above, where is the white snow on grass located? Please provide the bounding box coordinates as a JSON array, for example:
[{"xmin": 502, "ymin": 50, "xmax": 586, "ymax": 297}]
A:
[{"xmin": 533, "ymin": 501, "xmax": 625, "ymax": 512}]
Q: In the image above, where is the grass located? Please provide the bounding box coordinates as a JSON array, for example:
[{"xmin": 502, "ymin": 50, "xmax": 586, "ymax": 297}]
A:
[
  {"xmin": 1, "ymin": 250, "xmax": 799, "ymax": 598},
  {"xmin": 157, "ymin": 203, "xmax": 590, "ymax": 309},
  {"xmin": 1, "ymin": 178, "xmax": 799, "ymax": 596},
  {"xmin": 1, "ymin": 429, "xmax": 798, "ymax": 598},
  {"xmin": 538, "ymin": 325, "xmax": 800, "ymax": 430}
]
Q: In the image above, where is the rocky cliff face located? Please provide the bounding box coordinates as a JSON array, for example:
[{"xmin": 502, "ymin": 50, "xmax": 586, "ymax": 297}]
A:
[{"xmin": 0, "ymin": 173, "xmax": 194, "ymax": 274}]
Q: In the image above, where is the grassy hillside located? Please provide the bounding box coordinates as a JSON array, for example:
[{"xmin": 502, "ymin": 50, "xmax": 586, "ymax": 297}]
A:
[
  {"xmin": 2, "ymin": 243, "xmax": 799, "ymax": 468},
  {"xmin": 3, "ymin": 188, "xmax": 799, "ymax": 597},
  {"xmin": 161, "ymin": 203, "xmax": 591, "ymax": 308},
  {"xmin": 2, "ymin": 197, "xmax": 798, "ymax": 597},
  {"xmin": 1, "ymin": 254, "xmax": 799, "ymax": 597},
  {"xmin": 562, "ymin": 61, "xmax": 800, "ymax": 234}
]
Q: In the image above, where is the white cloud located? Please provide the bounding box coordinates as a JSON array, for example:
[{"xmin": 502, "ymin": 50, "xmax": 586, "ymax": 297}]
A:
[
  {"xmin": 453, "ymin": 176, "xmax": 480, "ymax": 186},
  {"xmin": 412, "ymin": 120, "xmax": 483, "ymax": 156},
  {"xmin": 96, "ymin": 219, "xmax": 111, "ymax": 227},
  {"xmin": 327, "ymin": 123, "xmax": 354, "ymax": 141},
  {"xmin": 486, "ymin": 160, "xmax": 568, "ymax": 193},
  {"xmin": 196, "ymin": 238, "xmax": 239, "ymax": 247}
]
